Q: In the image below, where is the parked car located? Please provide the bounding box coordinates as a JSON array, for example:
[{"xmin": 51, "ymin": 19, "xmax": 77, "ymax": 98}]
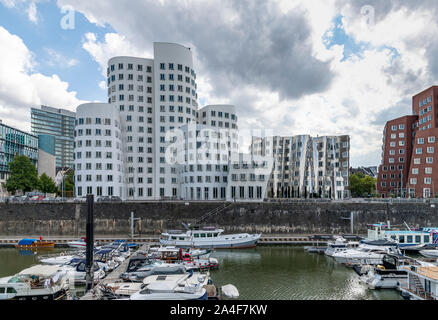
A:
[
  {"xmin": 109, "ymin": 196, "xmax": 122, "ymax": 202},
  {"xmin": 96, "ymin": 196, "xmax": 110, "ymax": 203},
  {"xmin": 73, "ymin": 197, "xmax": 87, "ymax": 203},
  {"xmin": 31, "ymin": 195, "xmax": 45, "ymax": 201}
]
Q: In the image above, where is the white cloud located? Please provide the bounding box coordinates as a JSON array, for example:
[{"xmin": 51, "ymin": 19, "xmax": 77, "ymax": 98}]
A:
[
  {"xmin": 26, "ymin": 1, "xmax": 37, "ymax": 23},
  {"xmin": 98, "ymin": 80, "xmax": 106, "ymax": 90},
  {"xmin": 82, "ymin": 32, "xmax": 152, "ymax": 76},
  {"xmin": 0, "ymin": 26, "xmax": 85, "ymax": 132},
  {"xmin": 0, "ymin": 0, "xmax": 48, "ymax": 24},
  {"xmin": 44, "ymin": 48, "xmax": 79, "ymax": 68}
]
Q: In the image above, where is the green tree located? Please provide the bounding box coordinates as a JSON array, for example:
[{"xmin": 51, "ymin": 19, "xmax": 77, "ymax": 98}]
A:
[
  {"xmin": 4, "ymin": 155, "xmax": 39, "ymax": 195},
  {"xmin": 38, "ymin": 174, "xmax": 58, "ymax": 195},
  {"xmin": 349, "ymin": 172, "xmax": 377, "ymax": 198},
  {"xmin": 57, "ymin": 170, "xmax": 74, "ymax": 197}
]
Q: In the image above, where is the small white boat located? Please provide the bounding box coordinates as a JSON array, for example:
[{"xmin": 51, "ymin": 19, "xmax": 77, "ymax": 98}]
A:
[
  {"xmin": 0, "ymin": 265, "xmax": 70, "ymax": 300},
  {"xmin": 58, "ymin": 259, "xmax": 106, "ymax": 284},
  {"xmin": 359, "ymin": 254, "xmax": 434, "ymax": 290},
  {"xmin": 130, "ymin": 271, "xmax": 210, "ymax": 300},
  {"xmin": 419, "ymin": 249, "xmax": 438, "ymax": 259},
  {"xmin": 40, "ymin": 255, "xmax": 79, "ymax": 265},
  {"xmin": 67, "ymin": 238, "xmax": 87, "ymax": 249},
  {"xmin": 160, "ymin": 227, "xmax": 261, "ymax": 249},
  {"xmin": 324, "ymin": 237, "xmax": 360, "ymax": 257},
  {"xmin": 332, "ymin": 241, "xmax": 401, "ymax": 265},
  {"xmin": 148, "ymin": 246, "xmax": 219, "ymax": 270}
]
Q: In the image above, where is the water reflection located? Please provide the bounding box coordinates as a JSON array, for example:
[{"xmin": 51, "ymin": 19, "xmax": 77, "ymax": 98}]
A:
[
  {"xmin": 210, "ymin": 246, "xmax": 403, "ymax": 300},
  {"xmin": 0, "ymin": 246, "xmax": 404, "ymax": 300}
]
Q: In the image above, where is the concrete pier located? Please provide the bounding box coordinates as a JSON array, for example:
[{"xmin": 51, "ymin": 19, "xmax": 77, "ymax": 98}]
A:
[{"xmin": 0, "ymin": 236, "xmax": 332, "ymax": 248}]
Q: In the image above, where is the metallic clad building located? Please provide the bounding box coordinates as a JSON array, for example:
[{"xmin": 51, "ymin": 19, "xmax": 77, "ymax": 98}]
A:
[
  {"xmin": 31, "ymin": 105, "xmax": 75, "ymax": 170},
  {"xmin": 252, "ymin": 135, "xmax": 350, "ymax": 200}
]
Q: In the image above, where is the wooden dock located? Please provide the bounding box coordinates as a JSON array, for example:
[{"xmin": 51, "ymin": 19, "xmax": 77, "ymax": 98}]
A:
[{"xmin": 80, "ymin": 244, "xmax": 149, "ymax": 300}]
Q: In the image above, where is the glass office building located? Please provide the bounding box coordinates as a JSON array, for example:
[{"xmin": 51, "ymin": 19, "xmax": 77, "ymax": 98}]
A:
[
  {"xmin": 31, "ymin": 106, "xmax": 76, "ymax": 170},
  {"xmin": 0, "ymin": 121, "xmax": 38, "ymax": 182}
]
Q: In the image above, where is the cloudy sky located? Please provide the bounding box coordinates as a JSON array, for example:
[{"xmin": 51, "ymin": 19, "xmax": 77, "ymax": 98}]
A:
[{"xmin": 0, "ymin": 0, "xmax": 437, "ymax": 167}]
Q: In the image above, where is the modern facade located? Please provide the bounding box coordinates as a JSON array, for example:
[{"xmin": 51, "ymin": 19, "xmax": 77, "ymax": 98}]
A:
[
  {"xmin": 0, "ymin": 120, "xmax": 39, "ymax": 197},
  {"xmin": 378, "ymin": 86, "xmax": 438, "ymax": 198},
  {"xmin": 406, "ymin": 86, "xmax": 438, "ymax": 198},
  {"xmin": 37, "ymin": 135, "xmax": 56, "ymax": 179},
  {"xmin": 31, "ymin": 106, "xmax": 75, "ymax": 171},
  {"xmin": 74, "ymin": 103, "xmax": 124, "ymax": 198},
  {"xmin": 251, "ymin": 135, "xmax": 351, "ymax": 200},
  {"xmin": 74, "ymin": 42, "xmax": 347, "ymax": 202},
  {"xmin": 377, "ymin": 116, "xmax": 417, "ymax": 198}
]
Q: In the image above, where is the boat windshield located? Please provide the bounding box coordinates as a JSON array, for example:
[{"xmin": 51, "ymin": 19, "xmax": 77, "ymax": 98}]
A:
[{"xmin": 7, "ymin": 276, "xmax": 25, "ymax": 283}]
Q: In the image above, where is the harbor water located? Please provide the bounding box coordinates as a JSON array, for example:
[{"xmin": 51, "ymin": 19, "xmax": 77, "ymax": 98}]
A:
[{"xmin": 0, "ymin": 246, "xmax": 403, "ymax": 300}]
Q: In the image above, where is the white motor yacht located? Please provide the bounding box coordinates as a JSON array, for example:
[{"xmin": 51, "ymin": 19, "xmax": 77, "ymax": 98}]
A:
[
  {"xmin": 160, "ymin": 227, "xmax": 261, "ymax": 249},
  {"xmin": 332, "ymin": 241, "xmax": 401, "ymax": 265},
  {"xmin": 325, "ymin": 237, "xmax": 360, "ymax": 257},
  {"xmin": 0, "ymin": 265, "xmax": 70, "ymax": 301},
  {"xmin": 419, "ymin": 249, "xmax": 438, "ymax": 259},
  {"xmin": 58, "ymin": 259, "xmax": 106, "ymax": 284},
  {"xmin": 129, "ymin": 271, "xmax": 210, "ymax": 300}
]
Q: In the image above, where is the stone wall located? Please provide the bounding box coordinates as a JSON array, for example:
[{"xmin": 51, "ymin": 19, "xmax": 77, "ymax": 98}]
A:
[{"xmin": 0, "ymin": 201, "xmax": 437, "ymax": 237}]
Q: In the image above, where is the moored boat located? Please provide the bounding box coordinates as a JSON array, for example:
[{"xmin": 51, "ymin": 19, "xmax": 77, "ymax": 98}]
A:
[
  {"xmin": 15, "ymin": 238, "xmax": 55, "ymax": 249},
  {"xmin": 67, "ymin": 238, "xmax": 87, "ymax": 249},
  {"xmin": 160, "ymin": 226, "xmax": 261, "ymax": 249},
  {"xmin": 0, "ymin": 265, "xmax": 69, "ymax": 301},
  {"xmin": 129, "ymin": 270, "xmax": 210, "ymax": 300}
]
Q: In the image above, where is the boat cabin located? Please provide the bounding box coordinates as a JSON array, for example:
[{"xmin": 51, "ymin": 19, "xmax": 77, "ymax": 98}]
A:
[
  {"xmin": 0, "ymin": 265, "xmax": 68, "ymax": 300},
  {"xmin": 15, "ymin": 238, "xmax": 55, "ymax": 249},
  {"xmin": 367, "ymin": 224, "xmax": 433, "ymax": 248},
  {"xmin": 126, "ymin": 255, "xmax": 150, "ymax": 273},
  {"xmin": 400, "ymin": 266, "xmax": 438, "ymax": 300},
  {"xmin": 161, "ymin": 228, "xmax": 224, "ymax": 242}
]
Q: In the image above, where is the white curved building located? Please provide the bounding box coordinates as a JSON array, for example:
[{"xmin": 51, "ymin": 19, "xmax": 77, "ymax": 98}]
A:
[
  {"xmin": 74, "ymin": 103, "xmax": 124, "ymax": 198},
  {"xmin": 73, "ymin": 42, "xmax": 294, "ymax": 202},
  {"xmin": 75, "ymin": 43, "xmax": 200, "ymax": 200}
]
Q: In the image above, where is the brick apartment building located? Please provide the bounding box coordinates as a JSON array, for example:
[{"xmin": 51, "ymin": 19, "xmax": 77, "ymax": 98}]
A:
[{"xmin": 378, "ymin": 86, "xmax": 438, "ymax": 198}]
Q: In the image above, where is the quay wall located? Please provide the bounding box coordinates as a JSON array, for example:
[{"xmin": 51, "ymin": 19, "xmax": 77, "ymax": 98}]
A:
[{"xmin": 0, "ymin": 202, "xmax": 437, "ymax": 237}]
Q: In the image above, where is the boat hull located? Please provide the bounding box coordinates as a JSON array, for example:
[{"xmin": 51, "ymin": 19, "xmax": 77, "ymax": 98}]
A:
[
  {"xmin": 160, "ymin": 236, "xmax": 260, "ymax": 250},
  {"xmin": 2, "ymin": 290, "xmax": 68, "ymax": 301},
  {"xmin": 419, "ymin": 250, "xmax": 438, "ymax": 258},
  {"xmin": 15, "ymin": 243, "xmax": 55, "ymax": 249}
]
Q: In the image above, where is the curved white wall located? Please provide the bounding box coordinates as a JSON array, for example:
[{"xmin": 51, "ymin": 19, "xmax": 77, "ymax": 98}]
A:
[{"xmin": 74, "ymin": 103, "xmax": 124, "ymax": 198}]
